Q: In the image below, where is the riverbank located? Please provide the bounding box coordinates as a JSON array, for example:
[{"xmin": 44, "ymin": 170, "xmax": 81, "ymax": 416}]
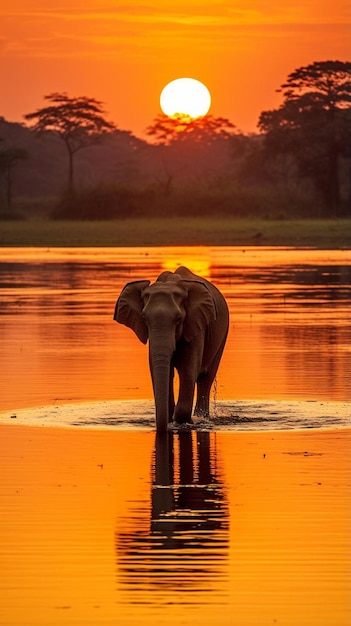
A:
[{"xmin": 1, "ymin": 217, "xmax": 350, "ymax": 248}]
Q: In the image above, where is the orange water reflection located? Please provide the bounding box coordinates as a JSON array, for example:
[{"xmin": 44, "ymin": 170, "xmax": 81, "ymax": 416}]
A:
[
  {"xmin": 117, "ymin": 431, "xmax": 228, "ymax": 596},
  {"xmin": 0, "ymin": 247, "xmax": 350, "ymax": 412},
  {"xmin": 1, "ymin": 426, "xmax": 350, "ymax": 625}
]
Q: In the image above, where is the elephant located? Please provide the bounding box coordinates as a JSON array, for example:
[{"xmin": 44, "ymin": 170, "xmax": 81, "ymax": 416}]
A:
[{"xmin": 114, "ymin": 266, "xmax": 229, "ymax": 432}]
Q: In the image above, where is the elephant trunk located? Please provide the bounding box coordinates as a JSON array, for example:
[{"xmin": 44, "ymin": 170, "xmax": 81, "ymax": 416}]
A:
[{"xmin": 148, "ymin": 331, "xmax": 175, "ymax": 433}]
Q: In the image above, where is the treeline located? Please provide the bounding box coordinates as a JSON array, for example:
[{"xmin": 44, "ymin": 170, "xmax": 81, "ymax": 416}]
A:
[{"xmin": 0, "ymin": 61, "xmax": 350, "ymax": 220}]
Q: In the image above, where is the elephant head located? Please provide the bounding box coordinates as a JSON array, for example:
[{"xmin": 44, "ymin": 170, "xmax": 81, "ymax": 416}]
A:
[{"xmin": 114, "ymin": 268, "xmax": 218, "ymax": 432}]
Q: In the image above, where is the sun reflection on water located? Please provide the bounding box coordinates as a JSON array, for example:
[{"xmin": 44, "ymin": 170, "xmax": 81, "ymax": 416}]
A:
[{"xmin": 162, "ymin": 256, "xmax": 211, "ymax": 277}]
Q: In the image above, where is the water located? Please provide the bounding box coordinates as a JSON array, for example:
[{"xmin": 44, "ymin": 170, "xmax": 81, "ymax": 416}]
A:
[
  {"xmin": 0, "ymin": 247, "xmax": 350, "ymax": 416},
  {"xmin": 1, "ymin": 427, "xmax": 350, "ymax": 626},
  {"xmin": 0, "ymin": 246, "xmax": 350, "ymax": 625}
]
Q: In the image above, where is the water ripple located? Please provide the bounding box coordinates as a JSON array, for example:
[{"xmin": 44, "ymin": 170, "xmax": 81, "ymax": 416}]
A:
[{"xmin": 1, "ymin": 399, "xmax": 349, "ymax": 431}]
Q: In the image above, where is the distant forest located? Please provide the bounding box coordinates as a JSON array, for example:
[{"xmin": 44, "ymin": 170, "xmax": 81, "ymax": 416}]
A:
[{"xmin": 1, "ymin": 61, "xmax": 350, "ymax": 220}]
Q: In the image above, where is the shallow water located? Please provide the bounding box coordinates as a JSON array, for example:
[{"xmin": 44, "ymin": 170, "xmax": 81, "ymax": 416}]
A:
[
  {"xmin": 1, "ymin": 426, "xmax": 350, "ymax": 626},
  {"xmin": 1, "ymin": 398, "xmax": 350, "ymax": 432},
  {"xmin": 1, "ymin": 246, "xmax": 351, "ymax": 625},
  {"xmin": 0, "ymin": 247, "xmax": 350, "ymax": 420}
]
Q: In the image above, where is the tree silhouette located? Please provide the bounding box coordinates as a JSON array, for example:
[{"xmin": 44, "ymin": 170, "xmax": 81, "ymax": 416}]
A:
[
  {"xmin": 146, "ymin": 113, "xmax": 236, "ymax": 145},
  {"xmin": 145, "ymin": 114, "xmax": 237, "ymax": 194},
  {"xmin": 24, "ymin": 93, "xmax": 115, "ymax": 192},
  {"xmin": 0, "ymin": 141, "xmax": 28, "ymax": 210},
  {"xmin": 258, "ymin": 60, "xmax": 351, "ymax": 214}
]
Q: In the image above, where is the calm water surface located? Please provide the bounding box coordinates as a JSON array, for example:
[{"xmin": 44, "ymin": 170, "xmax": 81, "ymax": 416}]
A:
[
  {"xmin": 0, "ymin": 246, "xmax": 350, "ymax": 412},
  {"xmin": 0, "ymin": 247, "xmax": 350, "ymax": 626},
  {"xmin": 1, "ymin": 427, "xmax": 350, "ymax": 626}
]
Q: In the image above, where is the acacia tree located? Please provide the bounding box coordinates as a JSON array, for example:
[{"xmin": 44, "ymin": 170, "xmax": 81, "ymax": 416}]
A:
[
  {"xmin": 146, "ymin": 113, "xmax": 236, "ymax": 145},
  {"xmin": 146, "ymin": 113, "xmax": 237, "ymax": 193},
  {"xmin": 258, "ymin": 60, "xmax": 351, "ymax": 214},
  {"xmin": 24, "ymin": 93, "xmax": 115, "ymax": 192}
]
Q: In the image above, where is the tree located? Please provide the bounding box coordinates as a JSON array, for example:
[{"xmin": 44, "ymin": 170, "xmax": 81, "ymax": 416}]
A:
[
  {"xmin": 24, "ymin": 93, "xmax": 115, "ymax": 192},
  {"xmin": 258, "ymin": 61, "xmax": 351, "ymax": 214},
  {"xmin": 0, "ymin": 141, "xmax": 28, "ymax": 210},
  {"xmin": 146, "ymin": 113, "xmax": 236, "ymax": 145},
  {"xmin": 145, "ymin": 113, "xmax": 237, "ymax": 194}
]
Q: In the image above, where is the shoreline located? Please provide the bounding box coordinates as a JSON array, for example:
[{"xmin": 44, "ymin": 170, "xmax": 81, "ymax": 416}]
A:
[{"xmin": 1, "ymin": 217, "xmax": 350, "ymax": 249}]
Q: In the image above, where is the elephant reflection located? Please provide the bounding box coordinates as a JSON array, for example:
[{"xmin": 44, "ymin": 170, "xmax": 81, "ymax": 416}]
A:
[{"xmin": 116, "ymin": 431, "xmax": 228, "ymax": 592}]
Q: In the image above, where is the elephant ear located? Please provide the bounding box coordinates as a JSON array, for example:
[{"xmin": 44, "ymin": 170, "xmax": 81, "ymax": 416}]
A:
[
  {"xmin": 182, "ymin": 280, "xmax": 217, "ymax": 342},
  {"xmin": 114, "ymin": 280, "xmax": 150, "ymax": 344}
]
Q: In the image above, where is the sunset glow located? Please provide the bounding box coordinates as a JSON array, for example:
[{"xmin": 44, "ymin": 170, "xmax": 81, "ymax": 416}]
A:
[{"xmin": 0, "ymin": 1, "xmax": 349, "ymax": 137}]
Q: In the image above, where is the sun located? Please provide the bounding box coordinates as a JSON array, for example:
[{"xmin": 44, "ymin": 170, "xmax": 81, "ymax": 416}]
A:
[{"xmin": 160, "ymin": 78, "xmax": 211, "ymax": 119}]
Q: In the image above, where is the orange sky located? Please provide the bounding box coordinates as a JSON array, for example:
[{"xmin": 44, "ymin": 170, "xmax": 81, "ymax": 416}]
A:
[{"xmin": 1, "ymin": 1, "xmax": 350, "ymax": 138}]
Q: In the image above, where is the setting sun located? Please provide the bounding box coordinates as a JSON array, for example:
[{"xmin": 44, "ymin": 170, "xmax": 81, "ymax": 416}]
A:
[{"xmin": 160, "ymin": 78, "xmax": 211, "ymax": 119}]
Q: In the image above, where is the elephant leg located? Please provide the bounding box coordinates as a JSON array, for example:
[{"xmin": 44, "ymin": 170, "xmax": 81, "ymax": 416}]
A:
[
  {"xmin": 173, "ymin": 375, "xmax": 196, "ymax": 424},
  {"xmin": 194, "ymin": 372, "xmax": 212, "ymax": 417},
  {"xmin": 168, "ymin": 365, "xmax": 175, "ymax": 422},
  {"xmin": 194, "ymin": 337, "xmax": 227, "ymax": 417},
  {"xmin": 173, "ymin": 338, "xmax": 203, "ymax": 424}
]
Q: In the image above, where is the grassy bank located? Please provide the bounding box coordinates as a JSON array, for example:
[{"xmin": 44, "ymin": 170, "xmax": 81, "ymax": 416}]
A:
[{"xmin": 0, "ymin": 218, "xmax": 350, "ymax": 248}]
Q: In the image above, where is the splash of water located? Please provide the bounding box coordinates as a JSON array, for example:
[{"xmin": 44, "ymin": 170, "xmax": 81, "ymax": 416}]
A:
[{"xmin": 1, "ymin": 399, "xmax": 350, "ymax": 432}]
